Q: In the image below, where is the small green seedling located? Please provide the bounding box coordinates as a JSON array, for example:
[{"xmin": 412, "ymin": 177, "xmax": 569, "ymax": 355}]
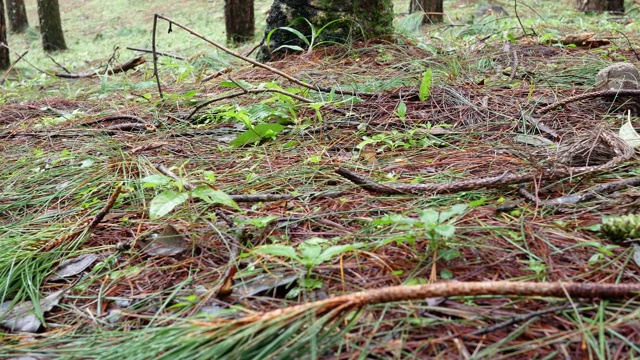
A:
[
  {"xmin": 254, "ymin": 237, "xmax": 364, "ymax": 295},
  {"xmin": 141, "ymin": 173, "xmax": 239, "ymax": 220}
]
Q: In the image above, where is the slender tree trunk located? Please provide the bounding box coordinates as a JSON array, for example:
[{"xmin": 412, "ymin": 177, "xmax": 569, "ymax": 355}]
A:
[
  {"xmin": 37, "ymin": 0, "xmax": 66, "ymax": 51},
  {"xmin": 576, "ymin": 0, "xmax": 623, "ymax": 13},
  {"xmin": 225, "ymin": 0, "xmax": 254, "ymax": 44},
  {"xmin": 7, "ymin": 0, "xmax": 28, "ymax": 34},
  {"xmin": 409, "ymin": 0, "xmax": 443, "ymax": 23},
  {"xmin": 0, "ymin": 0, "xmax": 9, "ymax": 70}
]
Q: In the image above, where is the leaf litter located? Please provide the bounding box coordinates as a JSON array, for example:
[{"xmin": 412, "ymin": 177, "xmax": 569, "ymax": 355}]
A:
[{"xmin": 2, "ymin": 6, "xmax": 640, "ymax": 359}]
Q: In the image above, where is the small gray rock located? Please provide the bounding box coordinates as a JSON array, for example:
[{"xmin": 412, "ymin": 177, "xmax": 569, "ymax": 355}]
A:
[
  {"xmin": 595, "ymin": 62, "xmax": 640, "ymax": 91},
  {"xmin": 476, "ymin": 5, "xmax": 508, "ymax": 16}
]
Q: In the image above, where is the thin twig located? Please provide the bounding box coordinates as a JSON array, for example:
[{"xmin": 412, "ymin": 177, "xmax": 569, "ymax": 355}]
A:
[
  {"xmin": 156, "ymin": 163, "xmax": 195, "ymax": 191},
  {"xmin": 234, "ymin": 281, "xmax": 640, "ymax": 324},
  {"xmin": 154, "ymin": 14, "xmax": 373, "ymax": 98},
  {"xmin": 54, "ymin": 56, "xmax": 146, "ymax": 79},
  {"xmin": 0, "ymin": 49, "xmax": 28, "ymax": 85},
  {"xmin": 508, "ymin": 49, "xmax": 518, "ymax": 83},
  {"xmin": 126, "ymin": 46, "xmax": 186, "ymax": 60},
  {"xmin": 536, "ymin": 89, "xmax": 640, "ymax": 114},
  {"xmin": 470, "ymin": 304, "xmax": 573, "ymax": 336},
  {"xmin": 201, "ymin": 67, "xmax": 232, "ymax": 82},
  {"xmin": 43, "ymin": 184, "xmax": 124, "ymax": 252},
  {"xmin": 514, "ymin": 0, "xmax": 536, "ymax": 37},
  {"xmin": 152, "ymin": 14, "xmax": 163, "ymax": 98},
  {"xmin": 47, "ymin": 54, "xmax": 71, "ymax": 74},
  {"xmin": 88, "ymin": 183, "xmax": 124, "ymax": 229},
  {"xmin": 0, "ymin": 43, "xmax": 52, "ymax": 77},
  {"xmin": 185, "ymin": 88, "xmax": 314, "ymax": 121},
  {"xmin": 612, "ymin": 31, "xmax": 640, "ymax": 61},
  {"xmin": 336, "ymin": 132, "xmax": 632, "ymax": 195},
  {"xmin": 81, "ymin": 114, "xmax": 146, "ymax": 126}
]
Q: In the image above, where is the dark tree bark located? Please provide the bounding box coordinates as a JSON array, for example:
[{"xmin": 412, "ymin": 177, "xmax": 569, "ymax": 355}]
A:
[
  {"xmin": 37, "ymin": 0, "xmax": 66, "ymax": 51},
  {"xmin": 409, "ymin": 0, "xmax": 443, "ymax": 24},
  {"xmin": 576, "ymin": 0, "xmax": 623, "ymax": 13},
  {"xmin": 257, "ymin": 0, "xmax": 394, "ymax": 62},
  {"xmin": 225, "ymin": 0, "xmax": 254, "ymax": 44},
  {"xmin": 7, "ymin": 0, "xmax": 28, "ymax": 33},
  {"xmin": 0, "ymin": 0, "xmax": 9, "ymax": 70}
]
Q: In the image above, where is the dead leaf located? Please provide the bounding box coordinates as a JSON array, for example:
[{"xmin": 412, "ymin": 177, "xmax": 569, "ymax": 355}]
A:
[
  {"xmin": 513, "ymin": 134, "xmax": 556, "ymax": 147},
  {"xmin": 562, "ymin": 32, "xmax": 594, "ymax": 45},
  {"xmin": 561, "ymin": 33, "xmax": 610, "ymax": 48},
  {"xmin": 619, "ymin": 114, "xmax": 640, "ymax": 148},
  {"xmin": 215, "ymin": 266, "xmax": 237, "ymax": 299},
  {"xmin": 361, "ymin": 150, "xmax": 377, "ymax": 165},
  {"xmin": 633, "ymin": 245, "xmax": 640, "ymax": 268},
  {"xmin": 0, "ymin": 284, "xmax": 74, "ymax": 332},
  {"xmin": 47, "ymin": 254, "xmax": 98, "ymax": 281},
  {"xmin": 142, "ymin": 224, "xmax": 189, "ymax": 256},
  {"xmin": 235, "ymin": 273, "xmax": 298, "ymax": 298}
]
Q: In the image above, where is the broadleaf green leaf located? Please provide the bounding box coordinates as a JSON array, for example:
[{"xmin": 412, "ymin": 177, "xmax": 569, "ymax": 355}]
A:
[
  {"xmin": 141, "ymin": 174, "xmax": 171, "ymax": 188},
  {"xmin": 229, "ymin": 123, "xmax": 285, "ymax": 147},
  {"xmin": 191, "ymin": 185, "xmax": 240, "ymax": 210},
  {"xmin": 318, "ymin": 243, "xmax": 363, "ymax": 263},
  {"xmin": 149, "ymin": 190, "xmax": 189, "ymax": 220},
  {"xmin": 434, "ymin": 224, "xmax": 456, "ymax": 238},
  {"xmin": 419, "ymin": 69, "xmax": 432, "ymax": 101},
  {"xmin": 255, "ymin": 245, "xmax": 300, "ymax": 261}
]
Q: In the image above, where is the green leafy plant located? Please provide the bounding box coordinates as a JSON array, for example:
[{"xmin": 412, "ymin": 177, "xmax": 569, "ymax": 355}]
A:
[
  {"xmin": 395, "ymin": 100, "xmax": 407, "ymax": 120},
  {"xmin": 266, "ymin": 17, "xmax": 360, "ymax": 55},
  {"xmin": 419, "ymin": 69, "xmax": 432, "ymax": 101},
  {"xmin": 356, "ymin": 126, "xmax": 446, "ymax": 152},
  {"xmin": 141, "ymin": 173, "xmax": 239, "ymax": 220},
  {"xmin": 254, "ymin": 237, "xmax": 364, "ymax": 294},
  {"xmin": 201, "ymin": 82, "xmax": 303, "ymax": 146},
  {"xmin": 374, "ymin": 204, "xmax": 468, "ymax": 252}
]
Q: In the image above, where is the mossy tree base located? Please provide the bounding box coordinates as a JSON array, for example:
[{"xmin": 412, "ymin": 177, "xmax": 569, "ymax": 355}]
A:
[{"xmin": 257, "ymin": 0, "xmax": 394, "ymax": 62}]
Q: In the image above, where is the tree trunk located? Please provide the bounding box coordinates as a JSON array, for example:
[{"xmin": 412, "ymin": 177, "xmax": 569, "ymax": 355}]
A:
[
  {"xmin": 225, "ymin": 0, "xmax": 254, "ymax": 44},
  {"xmin": 37, "ymin": 0, "xmax": 66, "ymax": 51},
  {"xmin": 257, "ymin": 0, "xmax": 394, "ymax": 62},
  {"xmin": 409, "ymin": 0, "xmax": 443, "ymax": 24},
  {"xmin": 576, "ymin": 0, "xmax": 623, "ymax": 13},
  {"xmin": 7, "ymin": 0, "xmax": 28, "ymax": 34},
  {"xmin": 0, "ymin": 0, "xmax": 9, "ymax": 70}
]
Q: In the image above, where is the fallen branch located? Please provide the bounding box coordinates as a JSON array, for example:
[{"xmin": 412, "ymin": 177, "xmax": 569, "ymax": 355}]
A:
[
  {"xmin": 536, "ymin": 89, "xmax": 640, "ymax": 114},
  {"xmin": 337, "ymin": 132, "xmax": 633, "ymax": 195},
  {"xmin": 80, "ymin": 114, "xmax": 147, "ymax": 126},
  {"xmin": 235, "ymin": 281, "xmax": 640, "ymax": 324},
  {"xmin": 54, "ymin": 56, "xmax": 146, "ymax": 79}
]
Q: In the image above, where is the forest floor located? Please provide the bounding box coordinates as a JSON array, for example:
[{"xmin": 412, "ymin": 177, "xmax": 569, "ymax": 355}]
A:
[{"xmin": 2, "ymin": 0, "xmax": 640, "ymax": 359}]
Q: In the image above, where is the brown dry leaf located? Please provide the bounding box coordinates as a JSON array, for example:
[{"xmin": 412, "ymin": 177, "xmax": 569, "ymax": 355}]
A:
[
  {"xmin": 562, "ymin": 33, "xmax": 610, "ymax": 48},
  {"xmin": 562, "ymin": 32, "xmax": 595, "ymax": 45},
  {"xmin": 235, "ymin": 273, "xmax": 298, "ymax": 298},
  {"xmin": 361, "ymin": 150, "xmax": 377, "ymax": 165},
  {"xmin": 47, "ymin": 254, "xmax": 98, "ymax": 281},
  {"xmin": 416, "ymin": 126, "xmax": 452, "ymax": 135},
  {"xmin": 0, "ymin": 281, "xmax": 78, "ymax": 332},
  {"xmin": 142, "ymin": 224, "xmax": 189, "ymax": 257},
  {"xmin": 215, "ymin": 266, "xmax": 237, "ymax": 299}
]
